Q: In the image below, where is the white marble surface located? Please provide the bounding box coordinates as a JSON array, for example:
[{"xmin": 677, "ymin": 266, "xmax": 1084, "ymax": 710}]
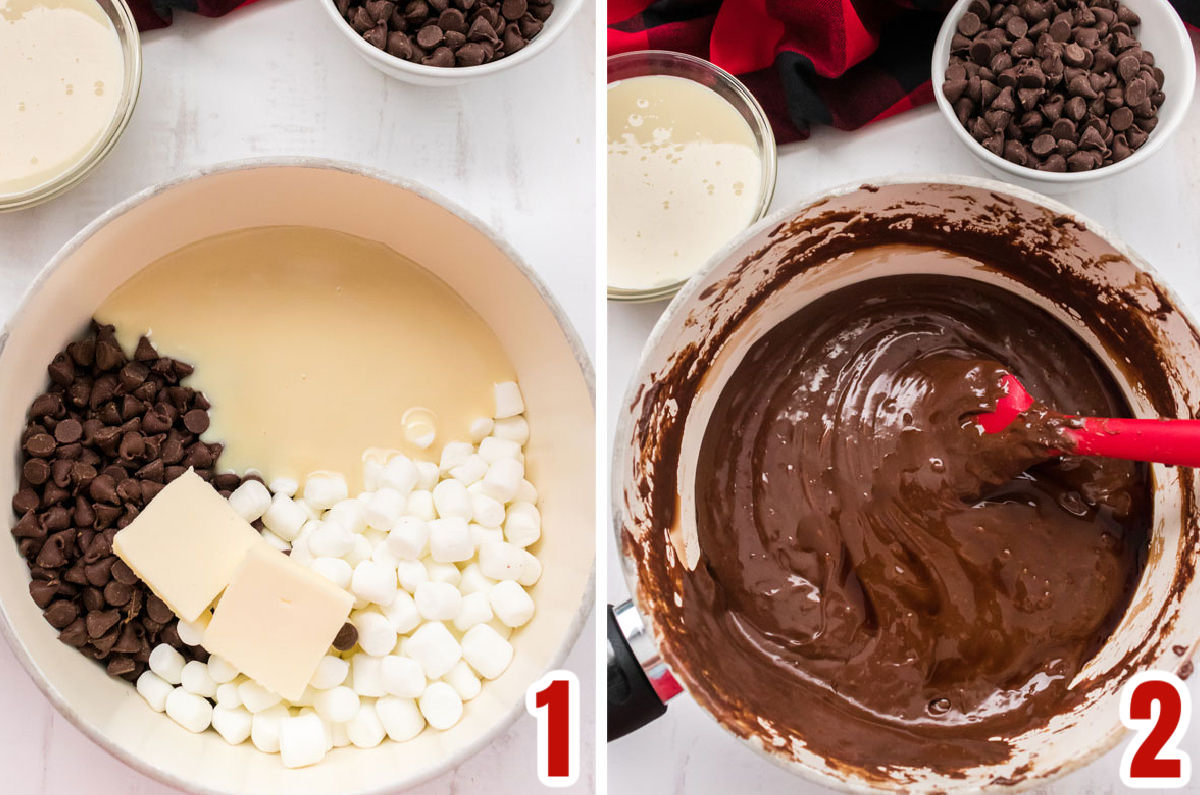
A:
[
  {"xmin": 607, "ymin": 34, "xmax": 1200, "ymax": 795},
  {"xmin": 0, "ymin": 0, "xmax": 596, "ymax": 791}
]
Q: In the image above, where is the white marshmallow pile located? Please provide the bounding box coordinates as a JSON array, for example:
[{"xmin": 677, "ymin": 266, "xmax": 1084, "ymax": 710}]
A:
[{"xmin": 135, "ymin": 382, "xmax": 542, "ymax": 767}]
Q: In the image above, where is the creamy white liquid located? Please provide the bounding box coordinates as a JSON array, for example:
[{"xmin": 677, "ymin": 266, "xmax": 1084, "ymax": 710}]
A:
[
  {"xmin": 0, "ymin": 0, "xmax": 123, "ymax": 196},
  {"xmin": 96, "ymin": 227, "xmax": 516, "ymax": 492},
  {"xmin": 608, "ymin": 75, "xmax": 763, "ymax": 293}
]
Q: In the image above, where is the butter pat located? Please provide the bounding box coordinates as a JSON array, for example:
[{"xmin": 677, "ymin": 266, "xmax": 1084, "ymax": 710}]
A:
[
  {"xmin": 113, "ymin": 469, "xmax": 264, "ymax": 622},
  {"xmin": 203, "ymin": 544, "xmax": 353, "ymax": 701}
]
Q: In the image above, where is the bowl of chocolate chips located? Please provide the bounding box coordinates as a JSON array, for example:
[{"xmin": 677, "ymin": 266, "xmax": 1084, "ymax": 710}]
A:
[
  {"xmin": 933, "ymin": 0, "xmax": 1194, "ymax": 189},
  {"xmin": 318, "ymin": 0, "xmax": 580, "ymax": 84}
]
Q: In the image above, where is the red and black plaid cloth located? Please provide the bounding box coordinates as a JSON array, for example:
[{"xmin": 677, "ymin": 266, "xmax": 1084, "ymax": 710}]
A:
[
  {"xmin": 609, "ymin": 0, "xmax": 1200, "ymax": 144},
  {"xmin": 128, "ymin": 0, "xmax": 261, "ymax": 30}
]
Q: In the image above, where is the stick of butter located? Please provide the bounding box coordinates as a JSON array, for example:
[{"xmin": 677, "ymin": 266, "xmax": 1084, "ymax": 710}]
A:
[
  {"xmin": 202, "ymin": 543, "xmax": 354, "ymax": 701},
  {"xmin": 112, "ymin": 469, "xmax": 264, "ymax": 622}
]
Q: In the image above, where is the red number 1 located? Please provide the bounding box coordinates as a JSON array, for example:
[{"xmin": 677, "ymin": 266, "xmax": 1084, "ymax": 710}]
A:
[
  {"xmin": 526, "ymin": 670, "xmax": 579, "ymax": 787},
  {"xmin": 1121, "ymin": 671, "xmax": 1192, "ymax": 789}
]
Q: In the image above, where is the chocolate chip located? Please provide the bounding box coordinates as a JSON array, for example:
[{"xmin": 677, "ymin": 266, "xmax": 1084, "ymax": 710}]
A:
[
  {"xmin": 44, "ymin": 600, "xmax": 78, "ymax": 629},
  {"xmin": 182, "ymin": 408, "xmax": 210, "ymax": 435},
  {"xmin": 333, "ymin": 622, "xmax": 359, "ymax": 650}
]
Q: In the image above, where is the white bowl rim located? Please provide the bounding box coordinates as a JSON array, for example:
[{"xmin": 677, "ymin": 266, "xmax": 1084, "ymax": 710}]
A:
[
  {"xmin": 612, "ymin": 171, "xmax": 1198, "ymax": 793},
  {"xmin": 312, "ymin": 0, "xmax": 583, "ymax": 80},
  {"xmin": 0, "ymin": 155, "xmax": 596, "ymax": 795},
  {"xmin": 930, "ymin": 0, "xmax": 1196, "ymax": 185}
]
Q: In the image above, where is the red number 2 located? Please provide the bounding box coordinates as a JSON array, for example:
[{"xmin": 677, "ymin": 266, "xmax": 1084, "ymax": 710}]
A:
[
  {"xmin": 526, "ymin": 670, "xmax": 579, "ymax": 787},
  {"xmin": 1121, "ymin": 671, "xmax": 1192, "ymax": 789}
]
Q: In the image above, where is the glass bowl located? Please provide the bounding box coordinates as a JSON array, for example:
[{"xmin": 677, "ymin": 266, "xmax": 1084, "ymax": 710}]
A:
[
  {"xmin": 606, "ymin": 50, "xmax": 778, "ymax": 302},
  {"xmin": 0, "ymin": 0, "xmax": 142, "ymax": 212}
]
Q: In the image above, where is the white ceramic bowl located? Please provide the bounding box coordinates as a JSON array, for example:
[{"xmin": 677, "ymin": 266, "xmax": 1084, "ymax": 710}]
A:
[
  {"xmin": 0, "ymin": 159, "xmax": 595, "ymax": 794},
  {"xmin": 314, "ymin": 0, "xmax": 582, "ymax": 85},
  {"xmin": 931, "ymin": 0, "xmax": 1195, "ymax": 192},
  {"xmin": 614, "ymin": 176, "xmax": 1200, "ymax": 791},
  {"xmin": 0, "ymin": 0, "xmax": 142, "ymax": 212}
]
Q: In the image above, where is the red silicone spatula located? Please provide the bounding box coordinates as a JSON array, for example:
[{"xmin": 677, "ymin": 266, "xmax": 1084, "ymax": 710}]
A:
[{"xmin": 977, "ymin": 373, "xmax": 1200, "ymax": 468}]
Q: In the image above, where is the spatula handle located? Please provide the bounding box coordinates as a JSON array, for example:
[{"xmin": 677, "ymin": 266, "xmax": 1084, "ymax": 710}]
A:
[{"xmin": 1068, "ymin": 418, "xmax": 1200, "ymax": 468}]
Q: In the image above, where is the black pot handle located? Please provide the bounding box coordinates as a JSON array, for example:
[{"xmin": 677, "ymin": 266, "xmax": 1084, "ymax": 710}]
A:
[{"xmin": 607, "ymin": 602, "xmax": 668, "ymax": 740}]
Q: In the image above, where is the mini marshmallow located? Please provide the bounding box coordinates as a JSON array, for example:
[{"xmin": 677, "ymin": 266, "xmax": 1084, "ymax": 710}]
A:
[
  {"xmin": 503, "ymin": 501, "xmax": 541, "ymax": 547},
  {"xmin": 416, "ymin": 462, "xmax": 440, "ymax": 491},
  {"xmin": 181, "ymin": 660, "xmax": 218, "ymax": 698},
  {"xmin": 429, "ymin": 517, "xmax": 473, "ymax": 563},
  {"xmin": 363, "ymin": 488, "xmax": 406, "ymax": 530},
  {"xmin": 403, "ymin": 410, "xmax": 436, "ymax": 449},
  {"xmin": 492, "ymin": 416, "xmax": 530, "ymax": 445},
  {"xmin": 212, "ymin": 705, "xmax": 253, "ymax": 745},
  {"xmin": 381, "ymin": 589, "xmax": 421, "ymax": 633},
  {"xmin": 352, "ymin": 560, "xmax": 398, "ymax": 607},
  {"xmin": 493, "ymin": 381, "xmax": 524, "ymax": 419},
  {"xmin": 515, "ymin": 479, "xmax": 538, "ymax": 505},
  {"xmin": 289, "ymin": 532, "xmax": 314, "ymax": 566},
  {"xmin": 346, "ymin": 702, "xmax": 386, "ymax": 748},
  {"xmin": 370, "ymin": 542, "xmax": 401, "ymax": 569},
  {"xmin": 239, "ymin": 680, "xmax": 283, "ymax": 713},
  {"xmin": 176, "ymin": 613, "xmax": 209, "ymax": 647},
  {"xmin": 228, "ymin": 480, "xmax": 272, "ymax": 523},
  {"xmin": 280, "ymin": 713, "xmax": 327, "ymax": 768},
  {"xmin": 461, "ymin": 623, "xmax": 515, "ymax": 680},
  {"xmin": 313, "ymin": 686, "xmax": 360, "ymax": 723},
  {"xmin": 326, "ymin": 499, "xmax": 367, "ymax": 534},
  {"xmin": 478, "ymin": 436, "xmax": 522, "ymax": 465},
  {"xmin": 149, "ymin": 643, "xmax": 186, "ymax": 685},
  {"xmin": 263, "ymin": 494, "xmax": 308, "ymax": 541},
  {"xmin": 407, "ymin": 621, "xmax": 462, "ymax": 679},
  {"xmin": 308, "ymin": 521, "xmax": 355, "ymax": 558},
  {"xmin": 303, "ymin": 473, "xmax": 349, "ymax": 510},
  {"xmin": 376, "ymin": 695, "xmax": 426, "ymax": 742},
  {"xmin": 345, "ymin": 534, "xmax": 373, "ymax": 567},
  {"xmin": 310, "ymin": 556, "xmax": 353, "ymax": 589},
  {"xmin": 381, "ymin": 655, "xmax": 426, "ymax": 698},
  {"xmin": 439, "ymin": 441, "xmax": 474, "ymax": 473},
  {"xmin": 444, "ymin": 660, "xmax": 482, "ymax": 701},
  {"xmin": 251, "ymin": 704, "xmax": 289, "ymax": 753},
  {"xmin": 414, "ymin": 581, "xmax": 463, "ymax": 621},
  {"xmin": 396, "ymin": 559, "xmax": 430, "ymax": 593},
  {"xmin": 261, "ymin": 530, "xmax": 291, "ymax": 552},
  {"xmin": 470, "ymin": 524, "xmax": 504, "ymax": 548},
  {"xmin": 432, "ymin": 479, "xmax": 472, "ymax": 520},
  {"xmin": 468, "ymin": 417, "xmax": 494, "ymax": 442},
  {"xmin": 351, "ymin": 654, "xmax": 385, "ymax": 697},
  {"xmin": 215, "ymin": 681, "xmax": 243, "ymax": 708},
  {"xmin": 489, "ymin": 580, "xmax": 536, "ymax": 627},
  {"xmin": 352, "ymin": 609, "xmax": 398, "ymax": 657},
  {"xmin": 479, "ymin": 458, "xmax": 523, "ymax": 504},
  {"xmin": 450, "ymin": 458, "xmax": 487, "ymax": 490},
  {"xmin": 453, "ymin": 591, "xmax": 494, "ymax": 632},
  {"xmin": 381, "ymin": 456, "xmax": 420, "ymax": 494},
  {"xmin": 165, "ymin": 687, "xmax": 213, "ymax": 734},
  {"xmin": 206, "ymin": 654, "xmax": 238, "ymax": 684},
  {"xmin": 330, "ymin": 721, "xmax": 351, "ymax": 748},
  {"xmin": 419, "ymin": 681, "xmax": 464, "ymax": 730},
  {"xmin": 269, "ymin": 477, "xmax": 299, "ymax": 497},
  {"xmin": 406, "ymin": 490, "xmax": 436, "ymax": 521},
  {"xmin": 425, "ymin": 560, "xmax": 462, "ymax": 586},
  {"xmin": 387, "ymin": 516, "xmax": 429, "ymax": 560},
  {"xmin": 136, "ymin": 670, "xmax": 172, "ymax": 712},
  {"xmin": 470, "ymin": 491, "xmax": 506, "ymax": 528},
  {"xmin": 459, "ymin": 563, "xmax": 497, "ymax": 595},
  {"xmin": 518, "ymin": 551, "xmax": 542, "ymax": 587},
  {"xmin": 363, "ymin": 458, "xmax": 384, "ymax": 491},
  {"xmin": 478, "ymin": 540, "xmax": 526, "ymax": 581},
  {"xmin": 310, "ymin": 655, "xmax": 350, "ymax": 690}
]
